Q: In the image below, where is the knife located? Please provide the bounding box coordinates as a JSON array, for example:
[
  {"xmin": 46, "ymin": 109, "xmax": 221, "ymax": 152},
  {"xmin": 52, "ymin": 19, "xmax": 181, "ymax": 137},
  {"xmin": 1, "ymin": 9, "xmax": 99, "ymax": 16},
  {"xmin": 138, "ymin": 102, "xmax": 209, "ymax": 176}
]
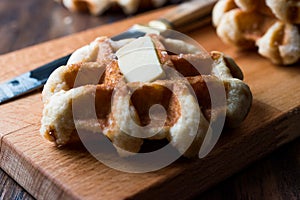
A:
[{"xmin": 0, "ymin": 0, "xmax": 217, "ymax": 104}]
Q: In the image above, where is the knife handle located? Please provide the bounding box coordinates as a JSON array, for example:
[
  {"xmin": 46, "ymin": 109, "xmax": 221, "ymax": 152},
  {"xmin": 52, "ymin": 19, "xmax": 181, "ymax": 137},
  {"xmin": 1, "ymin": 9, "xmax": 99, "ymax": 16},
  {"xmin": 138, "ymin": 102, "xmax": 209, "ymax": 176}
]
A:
[{"xmin": 149, "ymin": 0, "xmax": 218, "ymax": 31}]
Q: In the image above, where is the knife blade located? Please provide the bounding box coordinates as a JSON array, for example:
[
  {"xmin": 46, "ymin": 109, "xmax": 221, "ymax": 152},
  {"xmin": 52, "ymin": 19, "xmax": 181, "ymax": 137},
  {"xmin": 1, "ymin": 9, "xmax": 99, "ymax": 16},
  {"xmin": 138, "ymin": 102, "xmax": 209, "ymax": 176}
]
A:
[
  {"xmin": 0, "ymin": 0, "xmax": 217, "ymax": 105},
  {"xmin": 0, "ymin": 28, "xmax": 147, "ymax": 104}
]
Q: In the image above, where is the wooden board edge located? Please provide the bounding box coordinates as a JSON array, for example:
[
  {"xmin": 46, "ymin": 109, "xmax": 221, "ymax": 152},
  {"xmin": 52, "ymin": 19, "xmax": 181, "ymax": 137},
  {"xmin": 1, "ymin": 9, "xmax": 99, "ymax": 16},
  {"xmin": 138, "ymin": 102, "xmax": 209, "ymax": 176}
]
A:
[
  {"xmin": 129, "ymin": 105, "xmax": 300, "ymax": 199},
  {"xmin": 0, "ymin": 125, "xmax": 77, "ymax": 200},
  {"xmin": 1, "ymin": 106, "xmax": 299, "ymax": 200}
]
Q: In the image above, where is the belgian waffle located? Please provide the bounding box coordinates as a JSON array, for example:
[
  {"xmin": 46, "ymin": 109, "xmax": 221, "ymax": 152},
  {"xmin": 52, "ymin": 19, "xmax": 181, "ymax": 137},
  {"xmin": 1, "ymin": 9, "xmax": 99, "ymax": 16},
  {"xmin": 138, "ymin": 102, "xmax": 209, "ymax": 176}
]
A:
[
  {"xmin": 40, "ymin": 35, "xmax": 252, "ymax": 157},
  {"xmin": 213, "ymin": 0, "xmax": 300, "ymax": 65}
]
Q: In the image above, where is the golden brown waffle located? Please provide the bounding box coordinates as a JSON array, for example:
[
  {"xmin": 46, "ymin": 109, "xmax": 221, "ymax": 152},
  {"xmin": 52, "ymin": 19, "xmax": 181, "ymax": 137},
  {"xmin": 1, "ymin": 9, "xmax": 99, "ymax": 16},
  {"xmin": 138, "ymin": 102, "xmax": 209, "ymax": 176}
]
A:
[
  {"xmin": 212, "ymin": 0, "xmax": 300, "ymax": 65},
  {"xmin": 55, "ymin": 0, "xmax": 181, "ymax": 15},
  {"xmin": 40, "ymin": 35, "xmax": 252, "ymax": 157}
]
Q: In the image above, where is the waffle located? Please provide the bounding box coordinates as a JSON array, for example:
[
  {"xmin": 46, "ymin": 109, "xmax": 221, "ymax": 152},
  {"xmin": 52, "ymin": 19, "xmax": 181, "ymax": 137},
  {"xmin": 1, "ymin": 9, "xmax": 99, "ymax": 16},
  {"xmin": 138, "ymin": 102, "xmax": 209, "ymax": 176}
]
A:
[
  {"xmin": 212, "ymin": 0, "xmax": 300, "ymax": 65},
  {"xmin": 55, "ymin": 0, "xmax": 182, "ymax": 15},
  {"xmin": 40, "ymin": 35, "xmax": 252, "ymax": 157}
]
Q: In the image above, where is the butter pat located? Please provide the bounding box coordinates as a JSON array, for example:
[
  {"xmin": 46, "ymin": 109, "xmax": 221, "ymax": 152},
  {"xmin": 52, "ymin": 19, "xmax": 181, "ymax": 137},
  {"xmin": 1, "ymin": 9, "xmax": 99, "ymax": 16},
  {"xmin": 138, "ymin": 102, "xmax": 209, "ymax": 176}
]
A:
[{"xmin": 116, "ymin": 36, "xmax": 165, "ymax": 82}]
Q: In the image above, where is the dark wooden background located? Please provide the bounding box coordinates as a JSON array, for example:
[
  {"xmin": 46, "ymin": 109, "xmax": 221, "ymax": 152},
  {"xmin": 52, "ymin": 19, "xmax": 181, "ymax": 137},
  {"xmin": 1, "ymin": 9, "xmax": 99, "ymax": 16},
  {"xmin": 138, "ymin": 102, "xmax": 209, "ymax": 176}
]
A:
[{"xmin": 0, "ymin": 0, "xmax": 299, "ymax": 199}]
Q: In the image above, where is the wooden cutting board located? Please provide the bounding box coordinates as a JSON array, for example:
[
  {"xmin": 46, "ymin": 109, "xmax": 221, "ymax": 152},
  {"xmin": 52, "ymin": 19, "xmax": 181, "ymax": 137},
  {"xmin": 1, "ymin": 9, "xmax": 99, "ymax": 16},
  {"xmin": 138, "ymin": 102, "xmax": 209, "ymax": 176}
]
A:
[{"xmin": 0, "ymin": 7, "xmax": 300, "ymax": 200}]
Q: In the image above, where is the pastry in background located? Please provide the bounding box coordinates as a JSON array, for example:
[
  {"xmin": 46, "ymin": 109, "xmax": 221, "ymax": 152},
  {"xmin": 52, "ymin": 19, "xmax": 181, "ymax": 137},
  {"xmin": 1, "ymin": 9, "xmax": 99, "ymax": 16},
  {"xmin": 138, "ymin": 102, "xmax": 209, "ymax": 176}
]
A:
[
  {"xmin": 212, "ymin": 0, "xmax": 300, "ymax": 65},
  {"xmin": 55, "ymin": 0, "xmax": 185, "ymax": 15}
]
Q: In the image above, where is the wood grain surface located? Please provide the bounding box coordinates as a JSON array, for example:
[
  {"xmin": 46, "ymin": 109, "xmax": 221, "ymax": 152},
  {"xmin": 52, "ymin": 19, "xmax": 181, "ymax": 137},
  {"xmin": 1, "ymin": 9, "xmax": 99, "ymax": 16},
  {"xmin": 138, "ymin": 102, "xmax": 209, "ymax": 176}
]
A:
[{"xmin": 1, "ymin": 1, "xmax": 300, "ymax": 200}]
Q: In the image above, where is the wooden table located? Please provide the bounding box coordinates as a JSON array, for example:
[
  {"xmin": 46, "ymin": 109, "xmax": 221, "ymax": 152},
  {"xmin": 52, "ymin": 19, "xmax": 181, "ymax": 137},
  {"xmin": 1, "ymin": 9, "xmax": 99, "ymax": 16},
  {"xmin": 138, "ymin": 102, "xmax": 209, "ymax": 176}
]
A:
[{"xmin": 0, "ymin": 1, "xmax": 299, "ymax": 199}]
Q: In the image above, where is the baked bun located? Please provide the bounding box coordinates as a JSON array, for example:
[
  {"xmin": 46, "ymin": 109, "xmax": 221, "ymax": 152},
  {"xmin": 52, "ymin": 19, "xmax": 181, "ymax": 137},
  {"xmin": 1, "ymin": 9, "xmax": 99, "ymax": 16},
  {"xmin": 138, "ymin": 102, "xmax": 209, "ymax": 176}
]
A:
[
  {"xmin": 55, "ymin": 0, "xmax": 184, "ymax": 15},
  {"xmin": 213, "ymin": 0, "xmax": 300, "ymax": 65}
]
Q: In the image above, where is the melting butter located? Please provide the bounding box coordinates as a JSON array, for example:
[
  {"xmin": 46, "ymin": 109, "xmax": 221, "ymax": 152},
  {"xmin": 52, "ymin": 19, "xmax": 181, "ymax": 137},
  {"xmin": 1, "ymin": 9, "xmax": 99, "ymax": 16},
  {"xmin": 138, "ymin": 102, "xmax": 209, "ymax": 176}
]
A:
[{"xmin": 116, "ymin": 36, "xmax": 165, "ymax": 82}]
